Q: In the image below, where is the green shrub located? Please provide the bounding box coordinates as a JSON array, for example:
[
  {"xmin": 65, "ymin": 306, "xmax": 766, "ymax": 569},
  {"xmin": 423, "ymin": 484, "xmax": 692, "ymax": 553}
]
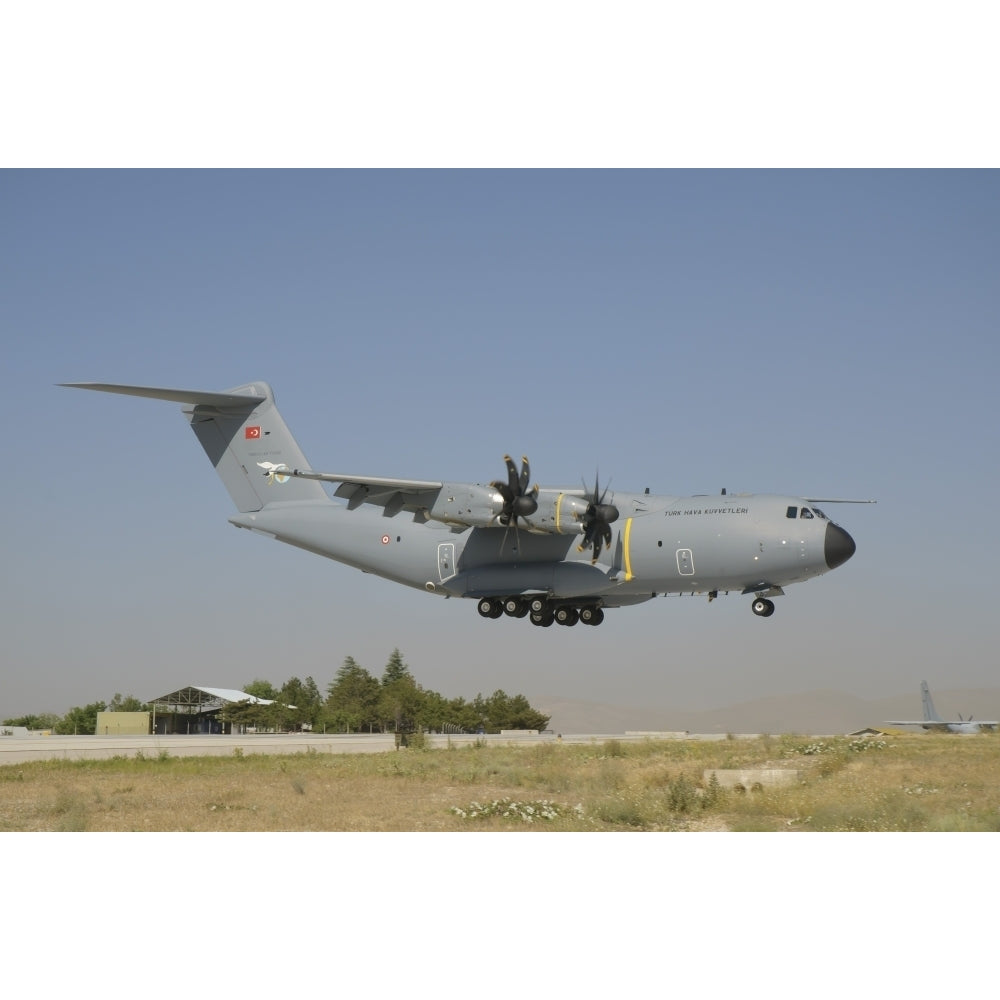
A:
[{"xmin": 667, "ymin": 774, "xmax": 698, "ymax": 813}]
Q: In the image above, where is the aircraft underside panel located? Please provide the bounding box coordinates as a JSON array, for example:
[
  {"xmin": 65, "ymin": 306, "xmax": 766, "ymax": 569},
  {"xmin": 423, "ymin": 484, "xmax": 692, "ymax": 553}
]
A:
[{"xmin": 444, "ymin": 560, "xmax": 619, "ymax": 600}]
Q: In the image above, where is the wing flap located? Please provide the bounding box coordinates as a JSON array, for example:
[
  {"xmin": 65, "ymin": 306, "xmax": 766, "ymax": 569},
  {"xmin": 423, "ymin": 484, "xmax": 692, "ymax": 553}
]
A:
[{"xmin": 284, "ymin": 469, "xmax": 443, "ymax": 491}]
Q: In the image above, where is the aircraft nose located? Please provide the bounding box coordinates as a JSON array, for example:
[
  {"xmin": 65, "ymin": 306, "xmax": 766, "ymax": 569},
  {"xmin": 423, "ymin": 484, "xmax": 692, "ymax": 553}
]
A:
[{"xmin": 824, "ymin": 522, "xmax": 856, "ymax": 569}]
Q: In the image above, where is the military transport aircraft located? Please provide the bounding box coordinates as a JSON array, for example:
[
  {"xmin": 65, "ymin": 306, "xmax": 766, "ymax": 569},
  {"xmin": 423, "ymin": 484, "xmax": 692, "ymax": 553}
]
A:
[
  {"xmin": 886, "ymin": 681, "xmax": 998, "ymax": 733},
  {"xmin": 63, "ymin": 381, "xmax": 871, "ymax": 628}
]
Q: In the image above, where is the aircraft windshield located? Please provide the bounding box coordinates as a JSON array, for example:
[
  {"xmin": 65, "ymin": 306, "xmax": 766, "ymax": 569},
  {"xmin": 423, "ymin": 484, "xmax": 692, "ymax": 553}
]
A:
[{"xmin": 786, "ymin": 505, "xmax": 828, "ymax": 520}]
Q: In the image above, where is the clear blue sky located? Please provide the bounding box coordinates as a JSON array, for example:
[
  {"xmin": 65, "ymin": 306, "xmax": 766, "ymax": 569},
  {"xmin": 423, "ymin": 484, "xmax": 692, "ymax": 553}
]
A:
[{"xmin": 3, "ymin": 169, "xmax": 998, "ymax": 718}]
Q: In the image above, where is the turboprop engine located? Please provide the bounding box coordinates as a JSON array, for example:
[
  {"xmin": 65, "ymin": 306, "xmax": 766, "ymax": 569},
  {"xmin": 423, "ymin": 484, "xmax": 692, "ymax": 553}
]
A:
[
  {"xmin": 424, "ymin": 458, "xmax": 619, "ymax": 555},
  {"xmin": 426, "ymin": 483, "xmax": 507, "ymax": 528},
  {"xmin": 424, "ymin": 484, "xmax": 589, "ymax": 534},
  {"xmin": 517, "ymin": 490, "xmax": 590, "ymax": 535}
]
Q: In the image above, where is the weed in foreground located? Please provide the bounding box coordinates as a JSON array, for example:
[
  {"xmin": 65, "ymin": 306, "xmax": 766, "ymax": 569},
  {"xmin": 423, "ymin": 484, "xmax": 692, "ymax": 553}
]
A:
[{"xmin": 450, "ymin": 798, "xmax": 584, "ymax": 823}]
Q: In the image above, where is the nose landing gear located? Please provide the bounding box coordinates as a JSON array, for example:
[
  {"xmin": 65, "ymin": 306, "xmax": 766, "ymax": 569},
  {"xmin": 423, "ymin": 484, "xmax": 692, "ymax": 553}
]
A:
[{"xmin": 751, "ymin": 597, "xmax": 776, "ymax": 617}]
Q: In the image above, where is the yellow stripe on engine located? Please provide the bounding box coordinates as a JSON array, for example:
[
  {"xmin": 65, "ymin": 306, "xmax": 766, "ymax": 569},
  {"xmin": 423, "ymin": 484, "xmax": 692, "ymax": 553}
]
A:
[
  {"xmin": 623, "ymin": 517, "xmax": 634, "ymax": 581},
  {"xmin": 555, "ymin": 492, "xmax": 565, "ymax": 534}
]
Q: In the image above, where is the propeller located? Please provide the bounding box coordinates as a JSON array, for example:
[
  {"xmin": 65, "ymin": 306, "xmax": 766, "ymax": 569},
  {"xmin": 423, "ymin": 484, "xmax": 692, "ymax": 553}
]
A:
[
  {"xmin": 577, "ymin": 472, "xmax": 619, "ymax": 563},
  {"xmin": 491, "ymin": 455, "xmax": 539, "ymax": 527}
]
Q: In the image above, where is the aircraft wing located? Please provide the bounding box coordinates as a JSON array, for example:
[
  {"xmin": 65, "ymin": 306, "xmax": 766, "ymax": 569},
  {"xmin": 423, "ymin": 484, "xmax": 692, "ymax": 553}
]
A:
[
  {"xmin": 271, "ymin": 468, "xmax": 444, "ymax": 512},
  {"xmin": 803, "ymin": 498, "xmax": 878, "ymax": 504}
]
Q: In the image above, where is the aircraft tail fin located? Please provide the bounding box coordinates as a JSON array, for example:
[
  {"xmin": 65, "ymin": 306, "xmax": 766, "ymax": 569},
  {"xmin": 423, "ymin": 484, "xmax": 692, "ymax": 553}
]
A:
[
  {"xmin": 921, "ymin": 680, "xmax": 944, "ymax": 723},
  {"xmin": 61, "ymin": 381, "xmax": 330, "ymax": 513}
]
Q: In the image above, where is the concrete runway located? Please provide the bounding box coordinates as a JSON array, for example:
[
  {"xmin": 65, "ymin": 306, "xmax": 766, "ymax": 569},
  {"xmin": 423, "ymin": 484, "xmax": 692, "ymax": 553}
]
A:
[
  {"xmin": 0, "ymin": 733, "xmax": 726, "ymax": 767},
  {"xmin": 0, "ymin": 730, "xmax": 711, "ymax": 765}
]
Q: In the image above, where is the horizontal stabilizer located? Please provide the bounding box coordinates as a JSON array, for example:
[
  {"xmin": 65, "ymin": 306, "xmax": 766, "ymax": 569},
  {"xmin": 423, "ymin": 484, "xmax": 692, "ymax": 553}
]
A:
[{"xmin": 59, "ymin": 382, "xmax": 266, "ymax": 409}]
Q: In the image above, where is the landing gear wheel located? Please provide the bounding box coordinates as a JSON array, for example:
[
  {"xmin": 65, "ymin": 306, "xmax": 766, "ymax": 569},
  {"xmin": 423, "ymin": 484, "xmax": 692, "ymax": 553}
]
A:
[
  {"xmin": 529, "ymin": 597, "xmax": 547, "ymax": 614},
  {"xmin": 503, "ymin": 598, "xmax": 529, "ymax": 618},
  {"xmin": 478, "ymin": 598, "xmax": 503, "ymax": 619},
  {"xmin": 580, "ymin": 606, "xmax": 605, "ymax": 626},
  {"xmin": 751, "ymin": 598, "xmax": 775, "ymax": 617},
  {"xmin": 555, "ymin": 606, "xmax": 580, "ymax": 626},
  {"xmin": 530, "ymin": 611, "xmax": 554, "ymax": 627}
]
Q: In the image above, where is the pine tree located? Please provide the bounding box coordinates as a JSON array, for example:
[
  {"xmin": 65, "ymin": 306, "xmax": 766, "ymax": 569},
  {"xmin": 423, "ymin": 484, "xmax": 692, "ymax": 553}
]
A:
[{"xmin": 325, "ymin": 657, "xmax": 381, "ymax": 732}]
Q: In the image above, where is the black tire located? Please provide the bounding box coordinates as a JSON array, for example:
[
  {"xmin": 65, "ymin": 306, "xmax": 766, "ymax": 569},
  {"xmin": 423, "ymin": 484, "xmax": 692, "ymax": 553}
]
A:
[
  {"xmin": 555, "ymin": 607, "xmax": 579, "ymax": 626},
  {"xmin": 504, "ymin": 598, "xmax": 527, "ymax": 617}
]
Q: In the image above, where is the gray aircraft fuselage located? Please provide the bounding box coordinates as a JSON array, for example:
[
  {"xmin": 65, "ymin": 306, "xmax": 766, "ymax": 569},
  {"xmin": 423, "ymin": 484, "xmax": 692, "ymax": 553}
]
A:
[
  {"xmin": 229, "ymin": 491, "xmax": 853, "ymax": 607},
  {"xmin": 62, "ymin": 380, "xmax": 864, "ymax": 627}
]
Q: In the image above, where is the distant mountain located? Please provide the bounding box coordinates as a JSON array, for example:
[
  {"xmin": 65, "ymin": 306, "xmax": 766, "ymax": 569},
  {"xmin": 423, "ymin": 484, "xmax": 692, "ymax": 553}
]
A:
[{"xmin": 534, "ymin": 689, "xmax": 1000, "ymax": 735}]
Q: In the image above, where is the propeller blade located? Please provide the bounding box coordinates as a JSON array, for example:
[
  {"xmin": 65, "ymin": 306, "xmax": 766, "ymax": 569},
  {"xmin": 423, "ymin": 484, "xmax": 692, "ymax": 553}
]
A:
[
  {"xmin": 576, "ymin": 470, "xmax": 620, "ymax": 562},
  {"xmin": 493, "ymin": 454, "xmax": 538, "ymax": 527},
  {"xmin": 519, "ymin": 455, "xmax": 531, "ymax": 495},
  {"xmin": 504, "ymin": 455, "xmax": 519, "ymax": 495}
]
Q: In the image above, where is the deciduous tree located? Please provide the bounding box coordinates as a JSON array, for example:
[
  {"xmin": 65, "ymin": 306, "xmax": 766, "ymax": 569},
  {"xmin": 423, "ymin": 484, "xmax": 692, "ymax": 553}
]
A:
[
  {"xmin": 109, "ymin": 693, "xmax": 148, "ymax": 712},
  {"xmin": 243, "ymin": 679, "xmax": 279, "ymax": 701},
  {"xmin": 54, "ymin": 701, "xmax": 108, "ymax": 735}
]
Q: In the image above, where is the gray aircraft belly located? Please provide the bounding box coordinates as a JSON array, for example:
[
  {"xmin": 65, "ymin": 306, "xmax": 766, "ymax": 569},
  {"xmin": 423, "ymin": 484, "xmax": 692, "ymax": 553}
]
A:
[
  {"xmin": 229, "ymin": 502, "xmax": 451, "ymax": 592},
  {"xmin": 231, "ymin": 503, "xmax": 628, "ymax": 600}
]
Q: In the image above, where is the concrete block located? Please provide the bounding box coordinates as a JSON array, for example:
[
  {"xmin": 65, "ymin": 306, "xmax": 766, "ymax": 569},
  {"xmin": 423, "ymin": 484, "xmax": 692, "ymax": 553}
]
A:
[{"xmin": 705, "ymin": 768, "xmax": 803, "ymax": 790}]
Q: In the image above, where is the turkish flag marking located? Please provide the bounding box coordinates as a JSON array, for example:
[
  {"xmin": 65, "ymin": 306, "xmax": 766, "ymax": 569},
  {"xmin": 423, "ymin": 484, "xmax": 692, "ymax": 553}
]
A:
[{"xmin": 245, "ymin": 426, "xmax": 261, "ymax": 439}]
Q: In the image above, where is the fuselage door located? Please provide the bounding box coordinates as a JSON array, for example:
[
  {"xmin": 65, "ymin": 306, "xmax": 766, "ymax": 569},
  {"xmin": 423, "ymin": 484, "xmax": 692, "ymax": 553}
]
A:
[
  {"xmin": 437, "ymin": 542, "xmax": 456, "ymax": 582},
  {"xmin": 676, "ymin": 548, "xmax": 695, "ymax": 576}
]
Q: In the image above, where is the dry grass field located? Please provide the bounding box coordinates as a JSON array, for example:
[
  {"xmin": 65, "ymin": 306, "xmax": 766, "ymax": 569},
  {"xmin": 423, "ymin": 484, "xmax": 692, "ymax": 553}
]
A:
[{"xmin": 2, "ymin": 732, "xmax": 998, "ymax": 831}]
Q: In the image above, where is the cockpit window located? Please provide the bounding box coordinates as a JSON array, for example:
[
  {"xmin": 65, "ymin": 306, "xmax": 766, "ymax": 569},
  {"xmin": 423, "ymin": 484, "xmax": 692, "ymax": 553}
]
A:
[
  {"xmin": 799, "ymin": 508, "xmax": 814, "ymax": 519},
  {"xmin": 811, "ymin": 507, "xmax": 828, "ymax": 519},
  {"xmin": 786, "ymin": 506, "xmax": 798, "ymax": 519}
]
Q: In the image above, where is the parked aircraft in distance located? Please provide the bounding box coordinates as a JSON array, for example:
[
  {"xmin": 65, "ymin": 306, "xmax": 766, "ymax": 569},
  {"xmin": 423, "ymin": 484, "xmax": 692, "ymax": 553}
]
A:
[
  {"xmin": 63, "ymin": 381, "xmax": 873, "ymax": 628},
  {"xmin": 886, "ymin": 681, "xmax": 998, "ymax": 733}
]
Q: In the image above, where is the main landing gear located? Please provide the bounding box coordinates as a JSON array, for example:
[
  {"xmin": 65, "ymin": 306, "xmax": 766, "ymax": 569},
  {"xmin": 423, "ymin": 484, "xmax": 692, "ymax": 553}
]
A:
[{"xmin": 476, "ymin": 597, "xmax": 605, "ymax": 627}]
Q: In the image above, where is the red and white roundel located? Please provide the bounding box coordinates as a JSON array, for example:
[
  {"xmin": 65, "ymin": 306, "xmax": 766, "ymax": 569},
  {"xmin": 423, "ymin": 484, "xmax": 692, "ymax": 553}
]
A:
[{"xmin": 381, "ymin": 535, "xmax": 390, "ymax": 545}]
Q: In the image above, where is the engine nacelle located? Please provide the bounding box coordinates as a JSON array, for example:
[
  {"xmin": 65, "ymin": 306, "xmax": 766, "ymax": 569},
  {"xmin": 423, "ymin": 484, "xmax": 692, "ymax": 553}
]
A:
[
  {"xmin": 425, "ymin": 484, "xmax": 592, "ymax": 534},
  {"xmin": 518, "ymin": 489, "xmax": 589, "ymax": 535},
  {"xmin": 426, "ymin": 482, "xmax": 506, "ymax": 528}
]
